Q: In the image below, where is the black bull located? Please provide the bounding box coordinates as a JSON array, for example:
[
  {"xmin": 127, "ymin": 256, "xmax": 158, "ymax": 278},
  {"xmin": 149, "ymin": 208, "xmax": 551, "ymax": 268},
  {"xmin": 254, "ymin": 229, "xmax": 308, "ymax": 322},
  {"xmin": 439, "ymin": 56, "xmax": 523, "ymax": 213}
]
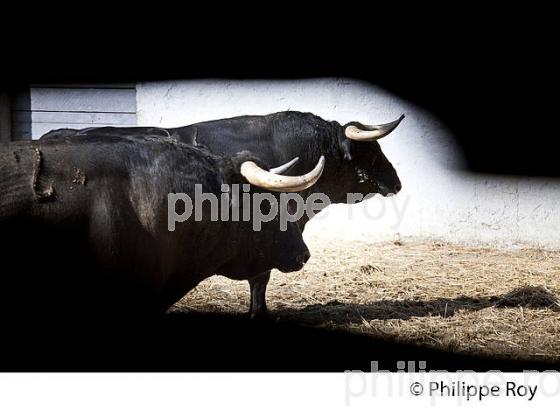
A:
[
  {"xmin": 42, "ymin": 111, "xmax": 404, "ymax": 318},
  {"xmin": 0, "ymin": 135, "xmax": 317, "ymax": 324}
]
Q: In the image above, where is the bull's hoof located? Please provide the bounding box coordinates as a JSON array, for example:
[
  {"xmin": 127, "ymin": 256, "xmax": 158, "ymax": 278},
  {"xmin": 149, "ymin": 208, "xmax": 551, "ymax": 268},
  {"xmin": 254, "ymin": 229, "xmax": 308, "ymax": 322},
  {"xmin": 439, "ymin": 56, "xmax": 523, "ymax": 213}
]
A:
[{"xmin": 249, "ymin": 309, "xmax": 270, "ymax": 321}]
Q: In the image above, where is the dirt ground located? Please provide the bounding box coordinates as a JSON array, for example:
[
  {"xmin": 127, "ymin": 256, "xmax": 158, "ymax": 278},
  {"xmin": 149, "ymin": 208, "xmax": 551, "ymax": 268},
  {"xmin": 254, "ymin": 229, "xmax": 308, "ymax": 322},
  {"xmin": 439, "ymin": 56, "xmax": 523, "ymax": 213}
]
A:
[{"xmin": 173, "ymin": 238, "xmax": 560, "ymax": 362}]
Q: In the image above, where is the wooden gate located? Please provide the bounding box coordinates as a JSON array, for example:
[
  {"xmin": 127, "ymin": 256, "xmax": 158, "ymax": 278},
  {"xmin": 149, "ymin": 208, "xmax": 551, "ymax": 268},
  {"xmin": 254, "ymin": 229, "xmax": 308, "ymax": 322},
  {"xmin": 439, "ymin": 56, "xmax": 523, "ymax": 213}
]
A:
[{"xmin": 10, "ymin": 84, "xmax": 137, "ymax": 140}]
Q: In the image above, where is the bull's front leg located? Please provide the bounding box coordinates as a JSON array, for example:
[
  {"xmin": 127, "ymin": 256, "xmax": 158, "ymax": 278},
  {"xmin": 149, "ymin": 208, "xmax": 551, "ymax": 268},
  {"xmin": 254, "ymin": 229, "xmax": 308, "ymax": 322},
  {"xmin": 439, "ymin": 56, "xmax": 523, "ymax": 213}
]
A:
[{"xmin": 248, "ymin": 270, "xmax": 271, "ymax": 320}]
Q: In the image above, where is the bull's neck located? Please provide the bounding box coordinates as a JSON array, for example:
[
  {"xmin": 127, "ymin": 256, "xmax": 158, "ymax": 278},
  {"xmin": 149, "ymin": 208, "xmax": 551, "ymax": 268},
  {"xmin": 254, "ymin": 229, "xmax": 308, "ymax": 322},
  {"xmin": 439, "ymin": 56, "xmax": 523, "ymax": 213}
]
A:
[{"xmin": 294, "ymin": 182, "xmax": 347, "ymax": 227}]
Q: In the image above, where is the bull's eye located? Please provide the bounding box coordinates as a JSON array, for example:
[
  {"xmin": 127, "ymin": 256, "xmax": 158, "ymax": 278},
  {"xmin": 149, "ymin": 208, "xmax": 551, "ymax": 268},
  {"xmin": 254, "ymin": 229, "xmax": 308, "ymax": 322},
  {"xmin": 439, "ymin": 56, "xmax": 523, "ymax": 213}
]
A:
[{"xmin": 355, "ymin": 167, "xmax": 370, "ymax": 184}]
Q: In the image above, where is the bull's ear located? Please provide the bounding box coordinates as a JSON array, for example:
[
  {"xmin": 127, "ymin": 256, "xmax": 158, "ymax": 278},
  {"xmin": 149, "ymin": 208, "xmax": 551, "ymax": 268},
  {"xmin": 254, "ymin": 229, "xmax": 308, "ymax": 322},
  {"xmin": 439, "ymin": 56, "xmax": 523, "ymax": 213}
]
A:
[
  {"xmin": 226, "ymin": 150, "xmax": 266, "ymax": 183},
  {"xmin": 230, "ymin": 150, "xmax": 264, "ymax": 170},
  {"xmin": 340, "ymin": 139, "xmax": 353, "ymax": 161}
]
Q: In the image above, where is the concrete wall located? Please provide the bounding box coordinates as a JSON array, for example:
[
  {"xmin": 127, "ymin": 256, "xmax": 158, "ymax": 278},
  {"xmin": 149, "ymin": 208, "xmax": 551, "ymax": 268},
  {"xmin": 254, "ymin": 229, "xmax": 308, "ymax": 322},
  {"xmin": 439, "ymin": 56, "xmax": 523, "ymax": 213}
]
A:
[{"xmin": 137, "ymin": 79, "xmax": 560, "ymax": 249}]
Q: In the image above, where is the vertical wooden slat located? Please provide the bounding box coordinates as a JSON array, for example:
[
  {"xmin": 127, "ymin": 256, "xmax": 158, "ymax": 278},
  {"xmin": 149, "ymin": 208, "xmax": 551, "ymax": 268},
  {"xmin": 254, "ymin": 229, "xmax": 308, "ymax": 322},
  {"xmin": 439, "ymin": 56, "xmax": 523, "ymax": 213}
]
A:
[{"xmin": 0, "ymin": 92, "xmax": 12, "ymax": 142}]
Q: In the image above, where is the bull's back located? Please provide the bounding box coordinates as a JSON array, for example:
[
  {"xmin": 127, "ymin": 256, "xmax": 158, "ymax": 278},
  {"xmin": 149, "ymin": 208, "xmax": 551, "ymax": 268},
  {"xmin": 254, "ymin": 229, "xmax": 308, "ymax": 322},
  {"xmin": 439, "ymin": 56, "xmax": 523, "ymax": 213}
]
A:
[{"xmin": 172, "ymin": 117, "xmax": 278, "ymax": 167}]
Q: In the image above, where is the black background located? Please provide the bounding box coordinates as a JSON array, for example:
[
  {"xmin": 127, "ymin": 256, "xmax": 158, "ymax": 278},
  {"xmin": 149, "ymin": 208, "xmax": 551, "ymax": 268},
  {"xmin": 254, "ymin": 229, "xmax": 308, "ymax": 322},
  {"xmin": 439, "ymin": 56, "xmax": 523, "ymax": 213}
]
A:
[
  {"xmin": 0, "ymin": 11, "xmax": 558, "ymax": 371},
  {"xmin": 2, "ymin": 11, "xmax": 556, "ymax": 177}
]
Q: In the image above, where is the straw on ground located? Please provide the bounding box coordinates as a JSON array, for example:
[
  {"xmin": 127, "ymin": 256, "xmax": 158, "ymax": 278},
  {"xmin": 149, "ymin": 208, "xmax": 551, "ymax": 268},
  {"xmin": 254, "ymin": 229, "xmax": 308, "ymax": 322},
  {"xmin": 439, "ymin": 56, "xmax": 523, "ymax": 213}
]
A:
[{"xmin": 173, "ymin": 238, "xmax": 560, "ymax": 361}]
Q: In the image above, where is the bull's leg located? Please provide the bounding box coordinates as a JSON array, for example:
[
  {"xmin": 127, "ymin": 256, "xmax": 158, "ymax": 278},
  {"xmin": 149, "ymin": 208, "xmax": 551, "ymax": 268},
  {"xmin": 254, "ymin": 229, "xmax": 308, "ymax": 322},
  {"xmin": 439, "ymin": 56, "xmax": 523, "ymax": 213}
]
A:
[{"xmin": 248, "ymin": 270, "xmax": 271, "ymax": 320}]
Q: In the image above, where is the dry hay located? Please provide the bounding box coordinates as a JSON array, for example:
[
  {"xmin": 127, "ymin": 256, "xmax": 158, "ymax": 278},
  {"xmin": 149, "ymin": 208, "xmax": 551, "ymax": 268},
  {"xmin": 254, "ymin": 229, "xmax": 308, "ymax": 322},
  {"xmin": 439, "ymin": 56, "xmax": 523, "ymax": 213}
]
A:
[{"xmin": 172, "ymin": 238, "xmax": 560, "ymax": 361}]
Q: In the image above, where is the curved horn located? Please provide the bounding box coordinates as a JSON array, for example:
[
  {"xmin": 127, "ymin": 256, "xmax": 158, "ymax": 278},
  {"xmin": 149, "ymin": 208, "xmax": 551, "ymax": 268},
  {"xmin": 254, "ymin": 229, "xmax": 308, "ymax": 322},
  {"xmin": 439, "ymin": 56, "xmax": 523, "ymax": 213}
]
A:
[
  {"xmin": 241, "ymin": 156, "xmax": 325, "ymax": 192},
  {"xmin": 269, "ymin": 157, "xmax": 300, "ymax": 174},
  {"xmin": 345, "ymin": 114, "xmax": 405, "ymax": 142}
]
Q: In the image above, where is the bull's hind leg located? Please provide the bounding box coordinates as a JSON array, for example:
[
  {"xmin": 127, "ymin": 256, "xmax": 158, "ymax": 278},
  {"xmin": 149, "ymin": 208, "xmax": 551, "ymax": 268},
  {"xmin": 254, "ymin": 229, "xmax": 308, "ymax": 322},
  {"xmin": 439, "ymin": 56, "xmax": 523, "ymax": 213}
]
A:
[{"xmin": 248, "ymin": 270, "xmax": 271, "ymax": 319}]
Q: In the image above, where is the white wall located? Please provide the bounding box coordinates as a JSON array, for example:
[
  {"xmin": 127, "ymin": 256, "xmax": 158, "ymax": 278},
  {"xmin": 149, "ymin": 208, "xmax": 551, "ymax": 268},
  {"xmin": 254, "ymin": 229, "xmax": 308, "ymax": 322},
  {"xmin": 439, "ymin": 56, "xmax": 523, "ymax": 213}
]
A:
[{"xmin": 137, "ymin": 79, "xmax": 560, "ymax": 249}]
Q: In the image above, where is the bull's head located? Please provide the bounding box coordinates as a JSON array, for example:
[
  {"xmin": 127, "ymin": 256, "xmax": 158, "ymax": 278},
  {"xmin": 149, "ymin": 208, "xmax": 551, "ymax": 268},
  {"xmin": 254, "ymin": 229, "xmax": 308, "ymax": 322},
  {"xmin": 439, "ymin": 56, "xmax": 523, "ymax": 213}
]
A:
[
  {"xmin": 220, "ymin": 152, "xmax": 325, "ymax": 277},
  {"xmin": 337, "ymin": 115, "xmax": 404, "ymax": 199}
]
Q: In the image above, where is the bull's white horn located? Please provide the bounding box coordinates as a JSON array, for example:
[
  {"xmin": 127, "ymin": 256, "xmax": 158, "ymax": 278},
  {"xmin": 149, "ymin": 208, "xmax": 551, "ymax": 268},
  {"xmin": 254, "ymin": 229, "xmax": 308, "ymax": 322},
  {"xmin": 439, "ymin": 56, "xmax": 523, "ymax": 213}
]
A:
[
  {"xmin": 345, "ymin": 114, "xmax": 405, "ymax": 142},
  {"xmin": 241, "ymin": 156, "xmax": 325, "ymax": 192},
  {"xmin": 269, "ymin": 157, "xmax": 300, "ymax": 174}
]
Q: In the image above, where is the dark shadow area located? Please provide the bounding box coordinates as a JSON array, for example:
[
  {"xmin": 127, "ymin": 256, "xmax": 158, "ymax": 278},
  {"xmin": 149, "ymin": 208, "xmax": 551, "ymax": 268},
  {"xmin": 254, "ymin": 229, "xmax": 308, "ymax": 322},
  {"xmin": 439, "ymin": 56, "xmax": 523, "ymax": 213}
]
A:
[
  {"xmin": 0, "ymin": 23, "xmax": 557, "ymax": 375},
  {"xmin": 1, "ymin": 23, "xmax": 556, "ymax": 176},
  {"xmin": 275, "ymin": 286, "xmax": 560, "ymax": 322},
  {"xmin": 0, "ymin": 306, "xmax": 557, "ymax": 372}
]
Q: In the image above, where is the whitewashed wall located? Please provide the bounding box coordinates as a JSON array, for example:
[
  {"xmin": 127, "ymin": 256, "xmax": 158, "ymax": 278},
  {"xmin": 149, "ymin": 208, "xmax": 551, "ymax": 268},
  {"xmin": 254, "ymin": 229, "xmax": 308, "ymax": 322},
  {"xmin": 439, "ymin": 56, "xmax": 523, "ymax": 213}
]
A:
[{"xmin": 137, "ymin": 79, "xmax": 560, "ymax": 249}]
